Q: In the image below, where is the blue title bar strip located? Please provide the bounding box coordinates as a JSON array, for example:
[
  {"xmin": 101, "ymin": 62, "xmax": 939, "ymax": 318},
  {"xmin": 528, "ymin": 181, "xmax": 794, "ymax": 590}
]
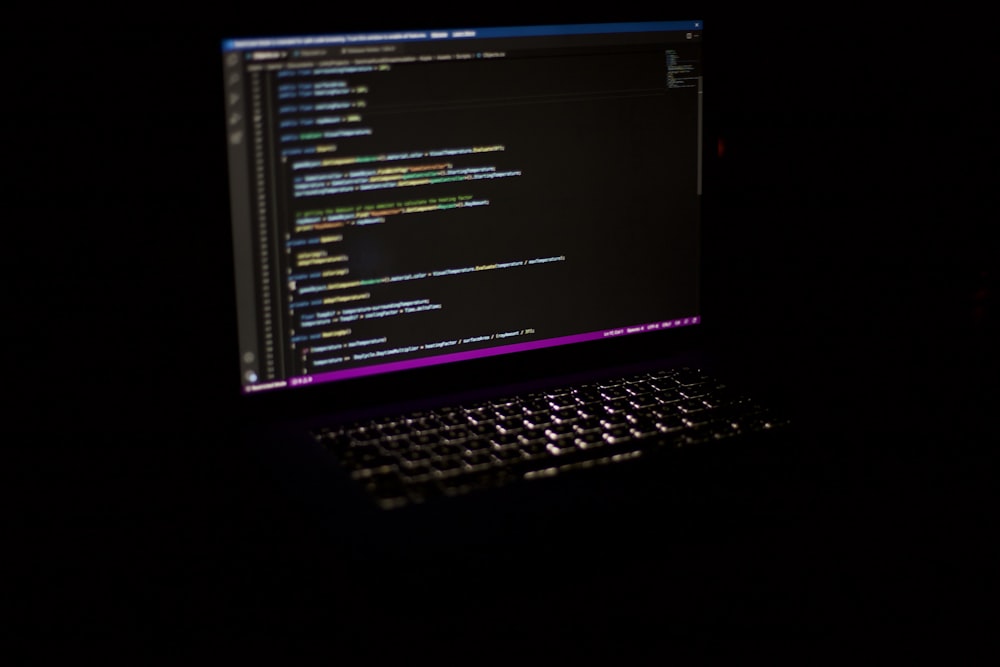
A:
[{"xmin": 222, "ymin": 20, "xmax": 702, "ymax": 51}]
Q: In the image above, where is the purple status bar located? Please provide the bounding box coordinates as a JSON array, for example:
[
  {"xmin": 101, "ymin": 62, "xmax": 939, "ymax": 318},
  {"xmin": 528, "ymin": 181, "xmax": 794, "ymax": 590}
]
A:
[{"xmin": 243, "ymin": 315, "xmax": 700, "ymax": 394}]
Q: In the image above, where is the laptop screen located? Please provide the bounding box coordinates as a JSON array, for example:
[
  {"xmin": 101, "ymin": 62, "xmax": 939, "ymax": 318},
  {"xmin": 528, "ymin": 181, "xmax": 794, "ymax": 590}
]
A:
[{"xmin": 222, "ymin": 20, "xmax": 704, "ymax": 395}]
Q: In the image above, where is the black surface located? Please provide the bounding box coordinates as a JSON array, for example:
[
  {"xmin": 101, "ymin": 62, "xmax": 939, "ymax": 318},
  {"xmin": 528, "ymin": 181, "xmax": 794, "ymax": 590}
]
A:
[{"xmin": 8, "ymin": 8, "xmax": 997, "ymax": 656}]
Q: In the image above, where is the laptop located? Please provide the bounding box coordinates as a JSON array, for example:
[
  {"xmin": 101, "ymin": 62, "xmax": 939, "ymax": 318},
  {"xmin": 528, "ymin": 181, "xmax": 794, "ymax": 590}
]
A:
[{"xmin": 219, "ymin": 18, "xmax": 793, "ymax": 544}]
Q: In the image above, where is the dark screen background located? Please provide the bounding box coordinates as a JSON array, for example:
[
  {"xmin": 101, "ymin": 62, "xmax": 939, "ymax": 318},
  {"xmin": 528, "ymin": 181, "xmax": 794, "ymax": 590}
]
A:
[{"xmin": 232, "ymin": 37, "xmax": 701, "ymax": 384}]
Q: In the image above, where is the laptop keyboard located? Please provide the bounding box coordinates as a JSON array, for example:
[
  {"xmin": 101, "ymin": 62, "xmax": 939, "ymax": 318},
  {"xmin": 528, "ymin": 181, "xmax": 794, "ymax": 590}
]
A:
[{"xmin": 311, "ymin": 367, "xmax": 789, "ymax": 509}]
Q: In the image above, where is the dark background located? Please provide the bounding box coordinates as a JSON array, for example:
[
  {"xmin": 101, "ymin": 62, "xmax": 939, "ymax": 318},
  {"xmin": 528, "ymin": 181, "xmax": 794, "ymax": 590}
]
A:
[{"xmin": 7, "ymin": 6, "xmax": 997, "ymax": 657}]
